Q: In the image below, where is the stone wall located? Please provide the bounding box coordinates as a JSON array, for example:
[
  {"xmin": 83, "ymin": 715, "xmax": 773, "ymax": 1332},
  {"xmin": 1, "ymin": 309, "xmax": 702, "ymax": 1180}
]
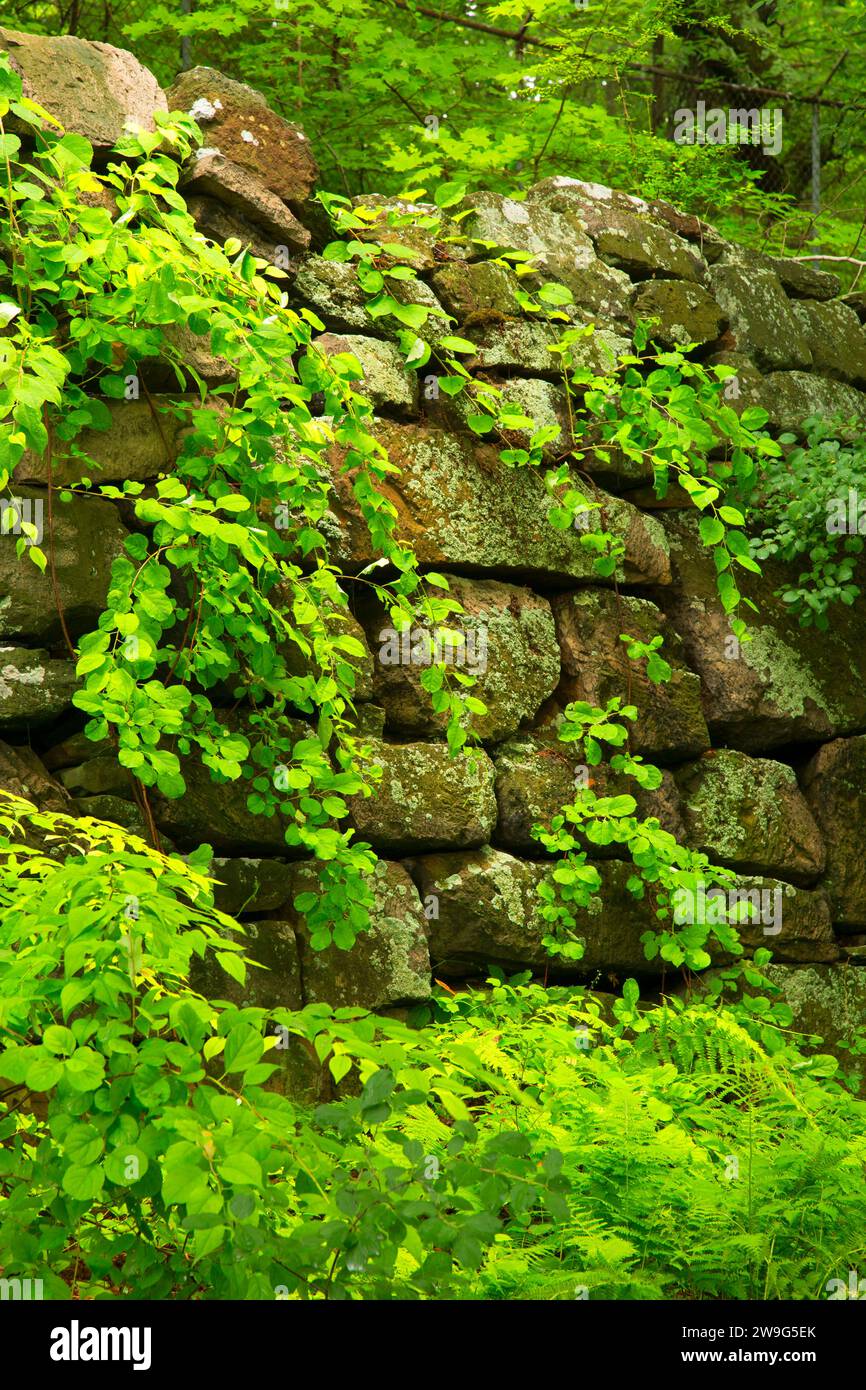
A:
[{"xmin": 2, "ymin": 29, "xmax": 866, "ymax": 1052}]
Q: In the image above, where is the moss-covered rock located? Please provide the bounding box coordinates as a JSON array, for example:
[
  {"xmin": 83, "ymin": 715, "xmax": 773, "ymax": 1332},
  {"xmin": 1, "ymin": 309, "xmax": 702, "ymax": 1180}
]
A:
[
  {"xmin": 654, "ymin": 514, "xmax": 866, "ymax": 748},
  {"xmin": 327, "ymin": 422, "xmax": 671, "ymax": 585},
  {"xmin": 763, "ymin": 255, "xmax": 840, "ymax": 300},
  {"xmin": 291, "ymin": 858, "xmax": 431, "ymax": 1007},
  {"xmin": 472, "ymin": 314, "xmax": 630, "ymax": 378},
  {"xmin": 0, "ymin": 25, "xmax": 166, "ymax": 151},
  {"xmin": 552, "ymin": 589, "xmax": 710, "ymax": 761},
  {"xmin": 430, "ymin": 260, "xmax": 525, "ymax": 320},
  {"xmin": 728, "ymin": 878, "xmax": 837, "ymax": 964},
  {"xmin": 791, "ymin": 299, "xmax": 866, "ymax": 388},
  {"xmin": 492, "ymin": 730, "xmax": 685, "ymax": 854},
  {"xmin": 361, "ymin": 575, "xmax": 560, "ymax": 742},
  {"xmin": 349, "ymin": 738, "xmax": 496, "ymax": 853},
  {"xmin": 675, "ymin": 749, "xmax": 825, "ymax": 885},
  {"xmin": 166, "ymin": 66, "xmax": 318, "ymax": 208},
  {"xmin": 708, "ymin": 260, "xmax": 812, "ymax": 371},
  {"xmin": 802, "ymin": 736, "xmax": 866, "ymax": 929},
  {"xmin": 210, "ymin": 857, "xmax": 295, "ymax": 917},
  {"xmin": 409, "ymin": 847, "xmax": 668, "ymax": 977},
  {"xmin": 314, "ymin": 333, "xmax": 419, "ymax": 417},
  {"xmin": 190, "ymin": 917, "xmax": 303, "ymax": 1012},
  {"xmin": 749, "ymin": 963, "xmax": 866, "ymax": 1092},
  {"xmin": 16, "ymin": 398, "xmax": 194, "ymax": 487},
  {"xmin": 528, "ymin": 178, "xmax": 707, "ymax": 282},
  {"xmin": 630, "ymin": 278, "xmax": 724, "ymax": 348},
  {"xmin": 0, "ymin": 489, "xmax": 128, "ymax": 643},
  {"xmin": 181, "ymin": 154, "xmax": 309, "ymax": 249},
  {"xmin": 0, "ymin": 648, "xmax": 77, "ymax": 730}
]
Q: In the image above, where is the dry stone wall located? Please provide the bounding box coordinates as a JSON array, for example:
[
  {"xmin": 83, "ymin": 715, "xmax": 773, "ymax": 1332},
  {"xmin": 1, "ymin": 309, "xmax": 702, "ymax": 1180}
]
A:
[{"xmin": 2, "ymin": 30, "xmax": 866, "ymax": 1054}]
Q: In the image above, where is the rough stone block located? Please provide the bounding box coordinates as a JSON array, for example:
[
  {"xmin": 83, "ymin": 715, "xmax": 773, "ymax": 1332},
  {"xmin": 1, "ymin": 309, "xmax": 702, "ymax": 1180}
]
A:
[
  {"xmin": 675, "ymin": 749, "xmax": 825, "ymax": 885},
  {"xmin": 0, "ymin": 26, "xmax": 166, "ymax": 152},
  {"xmin": 166, "ymin": 66, "xmax": 317, "ymax": 207},
  {"xmin": 290, "ymin": 858, "xmax": 431, "ymax": 1007},
  {"xmin": 802, "ymin": 736, "xmax": 866, "ymax": 928},
  {"xmin": 349, "ymin": 738, "xmax": 497, "ymax": 853},
  {"xmin": 326, "ymin": 422, "xmax": 672, "ymax": 586},
  {"xmin": 552, "ymin": 589, "xmax": 710, "ymax": 761},
  {"xmin": 0, "ymin": 489, "xmax": 128, "ymax": 643},
  {"xmin": 361, "ymin": 575, "xmax": 560, "ymax": 742}
]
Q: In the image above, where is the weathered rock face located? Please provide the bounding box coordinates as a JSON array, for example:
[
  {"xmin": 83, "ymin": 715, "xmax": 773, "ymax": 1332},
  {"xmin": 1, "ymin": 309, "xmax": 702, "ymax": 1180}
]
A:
[
  {"xmin": 802, "ymin": 737, "xmax": 866, "ymax": 929},
  {"xmin": 552, "ymin": 589, "xmax": 710, "ymax": 761},
  {"xmin": 349, "ymin": 739, "xmax": 497, "ymax": 853},
  {"xmin": 165, "ymin": 66, "xmax": 318, "ymax": 207},
  {"xmin": 654, "ymin": 516, "xmax": 866, "ymax": 749},
  {"xmin": 0, "ymin": 491, "xmax": 128, "ymax": 643},
  {"xmin": 0, "ymin": 26, "xmax": 166, "ymax": 151},
  {"xmin": 290, "ymin": 859, "xmax": 431, "ymax": 1008},
  {"xmin": 1, "ymin": 35, "xmax": 865, "ymax": 1021},
  {"xmin": 675, "ymin": 750, "xmax": 826, "ymax": 886},
  {"xmin": 181, "ymin": 153, "xmax": 309, "ymax": 250},
  {"xmin": 708, "ymin": 260, "xmax": 813, "ymax": 371},
  {"xmin": 361, "ymin": 576, "xmax": 560, "ymax": 742},
  {"xmin": 0, "ymin": 648, "xmax": 77, "ymax": 730},
  {"xmin": 327, "ymin": 422, "xmax": 672, "ymax": 586}
]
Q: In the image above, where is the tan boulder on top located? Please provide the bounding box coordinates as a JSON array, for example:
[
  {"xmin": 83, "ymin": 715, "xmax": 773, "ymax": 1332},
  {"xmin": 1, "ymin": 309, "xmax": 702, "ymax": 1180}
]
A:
[{"xmin": 0, "ymin": 26, "xmax": 166, "ymax": 150}]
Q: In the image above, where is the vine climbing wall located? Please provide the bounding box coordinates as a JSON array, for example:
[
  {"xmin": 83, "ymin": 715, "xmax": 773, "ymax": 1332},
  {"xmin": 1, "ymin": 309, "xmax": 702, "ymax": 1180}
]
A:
[{"xmin": 2, "ymin": 27, "xmax": 866, "ymax": 1063}]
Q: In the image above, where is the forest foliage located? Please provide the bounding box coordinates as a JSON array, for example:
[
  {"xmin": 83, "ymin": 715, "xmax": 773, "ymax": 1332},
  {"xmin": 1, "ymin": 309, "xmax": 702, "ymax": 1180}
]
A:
[{"xmin": 0, "ymin": 4, "xmax": 865, "ymax": 1302}]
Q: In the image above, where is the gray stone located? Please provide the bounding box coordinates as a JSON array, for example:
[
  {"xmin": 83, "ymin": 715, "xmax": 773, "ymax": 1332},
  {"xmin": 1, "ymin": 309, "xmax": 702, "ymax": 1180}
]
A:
[
  {"xmin": 314, "ymin": 333, "xmax": 418, "ymax": 417},
  {"xmin": 709, "ymin": 261, "xmax": 812, "ymax": 371},
  {"xmin": 802, "ymin": 736, "xmax": 866, "ymax": 929},
  {"xmin": 349, "ymin": 738, "xmax": 497, "ymax": 853},
  {"xmin": 362, "ymin": 575, "xmax": 560, "ymax": 743},
  {"xmin": 0, "ymin": 489, "xmax": 128, "ymax": 643},
  {"xmin": 631, "ymin": 278, "xmax": 725, "ymax": 348},
  {"xmin": 675, "ymin": 750, "xmax": 826, "ymax": 886},
  {"xmin": 552, "ymin": 589, "xmax": 710, "ymax": 761},
  {"xmin": 166, "ymin": 66, "xmax": 318, "ymax": 206},
  {"xmin": 0, "ymin": 648, "xmax": 76, "ymax": 730},
  {"xmin": 327, "ymin": 422, "xmax": 671, "ymax": 586},
  {"xmin": 791, "ymin": 299, "xmax": 866, "ymax": 388},
  {"xmin": 0, "ymin": 26, "xmax": 166, "ymax": 151},
  {"xmin": 291, "ymin": 858, "xmax": 431, "ymax": 1007}
]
